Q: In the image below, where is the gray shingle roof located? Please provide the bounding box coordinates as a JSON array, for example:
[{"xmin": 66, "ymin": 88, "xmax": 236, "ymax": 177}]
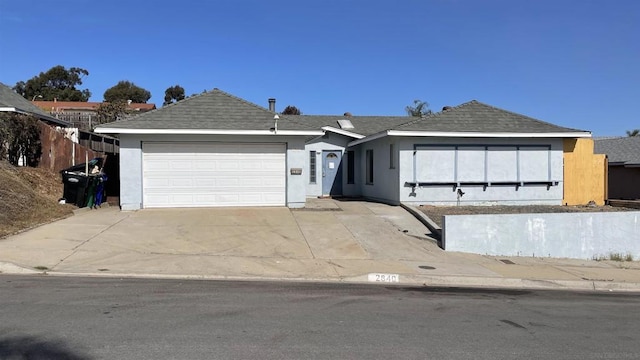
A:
[
  {"xmin": 0, "ymin": 82, "xmax": 70, "ymax": 126},
  {"xmin": 282, "ymin": 114, "xmax": 412, "ymax": 136},
  {"xmin": 594, "ymin": 137, "xmax": 640, "ymax": 166},
  {"xmin": 96, "ymin": 90, "xmax": 589, "ymax": 138},
  {"xmin": 96, "ymin": 89, "xmax": 319, "ymax": 132},
  {"xmin": 392, "ymin": 100, "xmax": 588, "ymax": 133},
  {"xmin": 286, "ymin": 100, "xmax": 588, "ymax": 137}
]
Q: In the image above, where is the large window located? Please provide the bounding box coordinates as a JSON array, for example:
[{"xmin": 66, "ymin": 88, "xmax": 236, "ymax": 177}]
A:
[
  {"xmin": 347, "ymin": 150, "xmax": 355, "ymax": 184},
  {"xmin": 309, "ymin": 151, "xmax": 316, "ymax": 183},
  {"xmin": 366, "ymin": 149, "xmax": 374, "ymax": 185}
]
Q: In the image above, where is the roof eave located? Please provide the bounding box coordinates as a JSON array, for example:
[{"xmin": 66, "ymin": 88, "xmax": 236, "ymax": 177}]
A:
[
  {"xmin": 93, "ymin": 128, "xmax": 323, "ymax": 136},
  {"xmin": 0, "ymin": 106, "xmax": 71, "ymax": 127},
  {"xmin": 348, "ymin": 130, "xmax": 592, "ymax": 147},
  {"xmin": 321, "ymin": 126, "xmax": 365, "ymax": 139}
]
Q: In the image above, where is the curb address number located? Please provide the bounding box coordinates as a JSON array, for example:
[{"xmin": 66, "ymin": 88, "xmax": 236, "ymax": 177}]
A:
[{"xmin": 368, "ymin": 273, "xmax": 400, "ymax": 283}]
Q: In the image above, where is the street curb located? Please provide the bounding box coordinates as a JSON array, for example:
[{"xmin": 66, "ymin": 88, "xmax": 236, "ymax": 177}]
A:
[
  {"xmin": 6, "ymin": 269, "xmax": 639, "ymax": 293},
  {"xmin": 0, "ymin": 262, "xmax": 42, "ymax": 275}
]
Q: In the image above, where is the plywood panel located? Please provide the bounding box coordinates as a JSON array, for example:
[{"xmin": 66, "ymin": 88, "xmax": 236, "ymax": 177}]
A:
[
  {"xmin": 415, "ymin": 146, "xmax": 455, "ymax": 182},
  {"xmin": 563, "ymin": 138, "xmax": 606, "ymax": 205}
]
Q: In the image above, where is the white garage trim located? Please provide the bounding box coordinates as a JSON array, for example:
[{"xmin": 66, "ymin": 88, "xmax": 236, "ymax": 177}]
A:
[{"xmin": 142, "ymin": 142, "xmax": 286, "ymax": 208}]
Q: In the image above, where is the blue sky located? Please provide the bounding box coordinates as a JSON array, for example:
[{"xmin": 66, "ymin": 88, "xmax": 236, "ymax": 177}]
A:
[{"xmin": 0, "ymin": 0, "xmax": 638, "ymax": 136}]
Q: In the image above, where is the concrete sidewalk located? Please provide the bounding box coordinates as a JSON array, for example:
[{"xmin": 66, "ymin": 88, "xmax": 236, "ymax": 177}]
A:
[{"xmin": 1, "ymin": 198, "xmax": 639, "ymax": 292}]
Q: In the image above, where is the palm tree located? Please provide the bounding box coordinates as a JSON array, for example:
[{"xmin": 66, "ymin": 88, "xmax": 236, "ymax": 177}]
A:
[
  {"xmin": 626, "ymin": 129, "xmax": 640, "ymax": 137},
  {"xmin": 405, "ymin": 100, "xmax": 432, "ymax": 117}
]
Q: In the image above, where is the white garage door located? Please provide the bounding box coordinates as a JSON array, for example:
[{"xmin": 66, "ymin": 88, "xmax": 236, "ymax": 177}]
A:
[{"xmin": 142, "ymin": 142, "xmax": 286, "ymax": 208}]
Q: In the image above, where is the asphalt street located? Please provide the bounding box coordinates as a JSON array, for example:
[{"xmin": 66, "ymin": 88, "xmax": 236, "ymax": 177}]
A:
[{"xmin": 1, "ymin": 276, "xmax": 639, "ymax": 359}]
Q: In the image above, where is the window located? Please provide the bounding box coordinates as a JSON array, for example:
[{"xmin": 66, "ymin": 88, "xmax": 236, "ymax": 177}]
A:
[
  {"xmin": 366, "ymin": 149, "xmax": 374, "ymax": 185},
  {"xmin": 347, "ymin": 150, "xmax": 355, "ymax": 184},
  {"xmin": 309, "ymin": 151, "xmax": 316, "ymax": 183},
  {"xmin": 389, "ymin": 143, "xmax": 395, "ymax": 169}
]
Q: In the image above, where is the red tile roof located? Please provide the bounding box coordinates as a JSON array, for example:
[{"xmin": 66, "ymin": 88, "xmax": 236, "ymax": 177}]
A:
[{"xmin": 32, "ymin": 101, "xmax": 156, "ymax": 112}]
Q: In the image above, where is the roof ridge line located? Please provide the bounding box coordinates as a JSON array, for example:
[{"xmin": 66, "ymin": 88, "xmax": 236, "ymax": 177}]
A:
[
  {"xmin": 212, "ymin": 88, "xmax": 275, "ymax": 114},
  {"xmin": 386, "ymin": 101, "xmax": 476, "ymax": 129},
  {"xmin": 472, "ymin": 100, "xmax": 586, "ymax": 132}
]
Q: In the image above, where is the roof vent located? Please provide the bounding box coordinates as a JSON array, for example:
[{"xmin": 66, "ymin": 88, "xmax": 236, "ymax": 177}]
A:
[
  {"xmin": 442, "ymin": 106, "xmax": 452, "ymax": 111},
  {"xmin": 337, "ymin": 119, "xmax": 354, "ymax": 130},
  {"xmin": 343, "ymin": 112, "xmax": 352, "ymax": 117},
  {"xmin": 268, "ymin": 98, "xmax": 276, "ymax": 112}
]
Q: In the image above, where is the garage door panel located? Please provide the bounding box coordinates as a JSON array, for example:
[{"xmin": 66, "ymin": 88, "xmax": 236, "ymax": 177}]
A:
[{"xmin": 143, "ymin": 142, "xmax": 286, "ymax": 208}]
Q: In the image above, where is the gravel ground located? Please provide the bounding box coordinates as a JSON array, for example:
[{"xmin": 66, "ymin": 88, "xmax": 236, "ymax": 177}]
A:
[{"xmin": 419, "ymin": 204, "xmax": 636, "ymax": 228}]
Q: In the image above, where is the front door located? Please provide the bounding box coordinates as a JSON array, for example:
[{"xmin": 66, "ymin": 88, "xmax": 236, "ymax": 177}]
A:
[{"xmin": 322, "ymin": 151, "xmax": 342, "ymax": 196}]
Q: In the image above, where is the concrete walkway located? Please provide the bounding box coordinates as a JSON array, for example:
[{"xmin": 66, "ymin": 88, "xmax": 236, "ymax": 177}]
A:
[{"xmin": 1, "ymin": 198, "xmax": 639, "ymax": 292}]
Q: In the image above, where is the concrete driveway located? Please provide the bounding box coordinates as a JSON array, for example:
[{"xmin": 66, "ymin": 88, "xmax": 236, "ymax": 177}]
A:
[
  {"xmin": 2, "ymin": 199, "xmax": 480, "ymax": 281},
  {"xmin": 3, "ymin": 198, "xmax": 640, "ymax": 291}
]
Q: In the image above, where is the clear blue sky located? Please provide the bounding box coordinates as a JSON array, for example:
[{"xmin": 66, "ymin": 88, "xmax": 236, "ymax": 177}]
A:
[{"xmin": 0, "ymin": 0, "xmax": 638, "ymax": 136}]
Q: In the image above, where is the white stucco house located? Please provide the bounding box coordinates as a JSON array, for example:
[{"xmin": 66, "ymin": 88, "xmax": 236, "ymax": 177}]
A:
[{"xmin": 94, "ymin": 89, "xmax": 591, "ymax": 210}]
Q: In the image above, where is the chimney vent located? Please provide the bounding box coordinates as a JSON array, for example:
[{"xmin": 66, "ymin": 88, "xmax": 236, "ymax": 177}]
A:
[
  {"xmin": 442, "ymin": 106, "xmax": 452, "ymax": 111},
  {"xmin": 343, "ymin": 112, "xmax": 352, "ymax": 117},
  {"xmin": 268, "ymin": 98, "xmax": 276, "ymax": 112}
]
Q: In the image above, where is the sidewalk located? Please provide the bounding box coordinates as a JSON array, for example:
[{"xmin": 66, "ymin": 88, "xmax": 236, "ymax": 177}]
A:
[{"xmin": 1, "ymin": 198, "xmax": 639, "ymax": 292}]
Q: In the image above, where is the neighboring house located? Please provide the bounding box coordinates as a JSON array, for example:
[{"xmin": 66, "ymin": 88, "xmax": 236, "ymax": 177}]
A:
[
  {"xmin": 0, "ymin": 82, "xmax": 118, "ymax": 171},
  {"xmin": 0, "ymin": 82, "xmax": 70, "ymax": 127},
  {"xmin": 595, "ymin": 137, "xmax": 640, "ymax": 199},
  {"xmin": 95, "ymin": 88, "xmax": 596, "ymax": 210},
  {"xmin": 33, "ymin": 100, "xmax": 156, "ymax": 131}
]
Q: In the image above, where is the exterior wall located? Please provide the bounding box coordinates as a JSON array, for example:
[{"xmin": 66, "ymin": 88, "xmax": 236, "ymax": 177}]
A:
[
  {"xmin": 304, "ymin": 133, "xmax": 350, "ymax": 197},
  {"xmin": 353, "ymin": 136, "xmax": 400, "ymax": 205},
  {"xmin": 118, "ymin": 134, "xmax": 308, "ymax": 210},
  {"xmin": 397, "ymin": 137, "xmax": 565, "ymax": 206},
  {"xmin": 563, "ymin": 138, "xmax": 607, "ymax": 205},
  {"xmin": 608, "ymin": 166, "xmax": 640, "ymax": 200},
  {"xmin": 443, "ymin": 212, "xmax": 640, "ymax": 260},
  {"xmin": 285, "ymin": 137, "xmax": 307, "ymax": 208},
  {"xmin": 119, "ymin": 135, "xmax": 143, "ymax": 210}
]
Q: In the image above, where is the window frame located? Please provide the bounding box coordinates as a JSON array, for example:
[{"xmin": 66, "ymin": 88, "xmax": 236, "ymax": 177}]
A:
[
  {"xmin": 366, "ymin": 149, "xmax": 374, "ymax": 185},
  {"xmin": 309, "ymin": 151, "xmax": 317, "ymax": 184},
  {"xmin": 347, "ymin": 150, "xmax": 355, "ymax": 184},
  {"xmin": 389, "ymin": 143, "xmax": 395, "ymax": 169}
]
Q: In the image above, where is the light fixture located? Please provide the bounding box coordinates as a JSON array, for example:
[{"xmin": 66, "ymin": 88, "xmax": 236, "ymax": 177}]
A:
[{"xmin": 273, "ymin": 114, "xmax": 279, "ymax": 134}]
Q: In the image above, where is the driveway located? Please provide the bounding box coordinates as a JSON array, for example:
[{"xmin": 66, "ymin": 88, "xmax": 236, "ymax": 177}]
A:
[{"xmin": 1, "ymin": 198, "xmax": 493, "ymax": 280}]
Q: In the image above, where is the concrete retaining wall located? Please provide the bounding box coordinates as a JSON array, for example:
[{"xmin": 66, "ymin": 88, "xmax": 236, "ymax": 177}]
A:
[{"xmin": 443, "ymin": 212, "xmax": 640, "ymax": 260}]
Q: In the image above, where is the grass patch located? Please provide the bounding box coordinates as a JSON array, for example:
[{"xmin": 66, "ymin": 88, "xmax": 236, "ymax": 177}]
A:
[
  {"xmin": 0, "ymin": 161, "xmax": 74, "ymax": 238},
  {"xmin": 593, "ymin": 253, "xmax": 634, "ymax": 262}
]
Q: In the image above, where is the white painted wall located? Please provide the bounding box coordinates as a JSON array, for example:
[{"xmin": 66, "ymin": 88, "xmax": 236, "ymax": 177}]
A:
[
  {"xmin": 443, "ymin": 212, "xmax": 640, "ymax": 260},
  {"xmin": 118, "ymin": 134, "xmax": 308, "ymax": 209},
  {"xmin": 354, "ymin": 136, "xmax": 400, "ymax": 205}
]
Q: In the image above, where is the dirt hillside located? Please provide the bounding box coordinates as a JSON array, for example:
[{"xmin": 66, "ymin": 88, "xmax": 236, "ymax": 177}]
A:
[{"xmin": 0, "ymin": 160, "xmax": 74, "ymax": 238}]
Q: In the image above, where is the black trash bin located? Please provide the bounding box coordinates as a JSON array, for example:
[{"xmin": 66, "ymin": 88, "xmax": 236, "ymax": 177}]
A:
[
  {"xmin": 60, "ymin": 158, "xmax": 103, "ymax": 207},
  {"xmin": 61, "ymin": 172, "xmax": 89, "ymax": 206}
]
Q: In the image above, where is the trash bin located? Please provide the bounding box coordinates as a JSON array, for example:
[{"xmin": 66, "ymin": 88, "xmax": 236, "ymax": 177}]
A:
[
  {"xmin": 60, "ymin": 158, "xmax": 106, "ymax": 207},
  {"xmin": 61, "ymin": 172, "xmax": 89, "ymax": 207}
]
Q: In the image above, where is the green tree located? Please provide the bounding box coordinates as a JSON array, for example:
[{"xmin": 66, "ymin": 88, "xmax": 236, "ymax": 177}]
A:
[
  {"xmin": 626, "ymin": 129, "xmax": 640, "ymax": 137},
  {"xmin": 405, "ymin": 99, "xmax": 432, "ymax": 117},
  {"xmin": 12, "ymin": 65, "xmax": 91, "ymax": 101},
  {"xmin": 163, "ymin": 85, "xmax": 186, "ymax": 106},
  {"xmin": 103, "ymin": 81, "xmax": 151, "ymax": 103},
  {"xmin": 281, "ymin": 105, "xmax": 302, "ymax": 115},
  {"xmin": 0, "ymin": 113, "xmax": 41, "ymax": 166},
  {"xmin": 95, "ymin": 100, "xmax": 129, "ymax": 127}
]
